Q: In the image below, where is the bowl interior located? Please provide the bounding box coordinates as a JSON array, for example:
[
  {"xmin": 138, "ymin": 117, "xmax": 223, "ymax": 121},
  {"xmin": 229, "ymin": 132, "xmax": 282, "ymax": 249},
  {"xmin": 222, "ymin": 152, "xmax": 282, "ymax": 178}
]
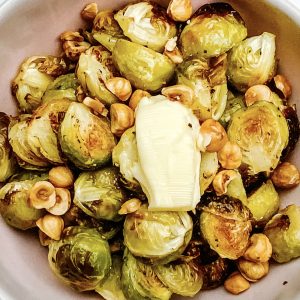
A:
[{"xmin": 0, "ymin": 0, "xmax": 300, "ymax": 299}]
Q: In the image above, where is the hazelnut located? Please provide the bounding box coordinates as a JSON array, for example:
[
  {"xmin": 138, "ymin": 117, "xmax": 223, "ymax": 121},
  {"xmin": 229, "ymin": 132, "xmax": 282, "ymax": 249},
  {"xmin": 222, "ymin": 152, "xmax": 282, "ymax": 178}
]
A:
[
  {"xmin": 110, "ymin": 103, "xmax": 135, "ymax": 137},
  {"xmin": 62, "ymin": 40, "xmax": 91, "ymax": 61},
  {"xmin": 237, "ymin": 258, "xmax": 269, "ymax": 282},
  {"xmin": 271, "ymin": 162, "xmax": 300, "ymax": 189},
  {"xmin": 49, "ymin": 166, "xmax": 74, "ymax": 188},
  {"xmin": 162, "ymin": 84, "xmax": 194, "ymax": 107},
  {"xmin": 105, "ymin": 77, "xmax": 132, "ymax": 101},
  {"xmin": 273, "ymin": 74, "xmax": 292, "ymax": 99},
  {"xmin": 83, "ymin": 97, "xmax": 108, "ymax": 117},
  {"xmin": 245, "ymin": 85, "xmax": 272, "ymax": 107},
  {"xmin": 129, "ymin": 90, "xmax": 151, "ymax": 110},
  {"xmin": 167, "ymin": 0, "xmax": 193, "ymax": 22},
  {"xmin": 212, "ymin": 170, "xmax": 238, "ymax": 196},
  {"xmin": 200, "ymin": 119, "xmax": 228, "ymax": 152},
  {"xmin": 164, "ymin": 37, "xmax": 183, "ymax": 64},
  {"xmin": 36, "ymin": 214, "xmax": 64, "ymax": 241},
  {"xmin": 47, "ymin": 188, "xmax": 71, "ymax": 216},
  {"xmin": 224, "ymin": 272, "xmax": 250, "ymax": 295},
  {"xmin": 218, "ymin": 141, "xmax": 242, "ymax": 169},
  {"xmin": 119, "ymin": 198, "xmax": 142, "ymax": 215},
  {"xmin": 60, "ymin": 31, "xmax": 84, "ymax": 42},
  {"xmin": 29, "ymin": 181, "xmax": 56, "ymax": 209},
  {"xmin": 81, "ymin": 3, "xmax": 98, "ymax": 21},
  {"xmin": 243, "ymin": 233, "xmax": 272, "ymax": 263}
]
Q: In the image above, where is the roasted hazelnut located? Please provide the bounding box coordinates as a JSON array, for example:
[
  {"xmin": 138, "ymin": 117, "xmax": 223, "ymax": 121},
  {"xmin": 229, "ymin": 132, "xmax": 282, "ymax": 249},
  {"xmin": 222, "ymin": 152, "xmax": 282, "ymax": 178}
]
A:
[
  {"xmin": 243, "ymin": 233, "xmax": 272, "ymax": 263},
  {"xmin": 105, "ymin": 77, "xmax": 132, "ymax": 101},
  {"xmin": 81, "ymin": 2, "xmax": 98, "ymax": 21},
  {"xmin": 245, "ymin": 85, "xmax": 272, "ymax": 107},
  {"xmin": 224, "ymin": 272, "xmax": 250, "ymax": 295},
  {"xmin": 212, "ymin": 170, "xmax": 238, "ymax": 196},
  {"xmin": 47, "ymin": 188, "xmax": 71, "ymax": 216},
  {"xmin": 271, "ymin": 162, "xmax": 300, "ymax": 189},
  {"xmin": 83, "ymin": 97, "xmax": 108, "ymax": 116},
  {"xmin": 29, "ymin": 181, "xmax": 56, "ymax": 209},
  {"xmin": 237, "ymin": 258, "xmax": 269, "ymax": 282},
  {"xmin": 110, "ymin": 103, "xmax": 134, "ymax": 137},
  {"xmin": 119, "ymin": 198, "xmax": 142, "ymax": 215},
  {"xmin": 162, "ymin": 84, "xmax": 194, "ymax": 107},
  {"xmin": 129, "ymin": 90, "xmax": 151, "ymax": 110},
  {"xmin": 167, "ymin": 0, "xmax": 193, "ymax": 22},
  {"xmin": 36, "ymin": 214, "xmax": 64, "ymax": 241},
  {"xmin": 273, "ymin": 74, "xmax": 292, "ymax": 99},
  {"xmin": 60, "ymin": 31, "xmax": 84, "ymax": 42},
  {"xmin": 200, "ymin": 119, "xmax": 228, "ymax": 152},
  {"xmin": 218, "ymin": 141, "xmax": 242, "ymax": 169},
  {"xmin": 49, "ymin": 166, "xmax": 74, "ymax": 188}
]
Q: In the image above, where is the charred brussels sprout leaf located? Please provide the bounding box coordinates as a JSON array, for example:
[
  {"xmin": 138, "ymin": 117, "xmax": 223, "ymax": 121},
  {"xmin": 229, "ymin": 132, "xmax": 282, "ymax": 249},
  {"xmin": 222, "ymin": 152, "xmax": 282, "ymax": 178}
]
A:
[
  {"xmin": 200, "ymin": 196, "xmax": 252, "ymax": 259},
  {"xmin": 42, "ymin": 73, "xmax": 79, "ymax": 103},
  {"xmin": 0, "ymin": 113, "xmax": 17, "ymax": 182},
  {"xmin": 0, "ymin": 180, "xmax": 44, "ymax": 230},
  {"xmin": 124, "ymin": 204, "xmax": 193, "ymax": 264},
  {"xmin": 76, "ymin": 46, "xmax": 119, "ymax": 106},
  {"xmin": 227, "ymin": 101, "xmax": 289, "ymax": 175},
  {"xmin": 112, "ymin": 39, "xmax": 175, "ymax": 92},
  {"xmin": 12, "ymin": 56, "xmax": 68, "ymax": 113},
  {"xmin": 264, "ymin": 205, "xmax": 300, "ymax": 263},
  {"xmin": 154, "ymin": 261, "xmax": 203, "ymax": 297},
  {"xmin": 74, "ymin": 167, "xmax": 126, "ymax": 221},
  {"xmin": 48, "ymin": 226, "xmax": 112, "ymax": 291},
  {"xmin": 179, "ymin": 3, "xmax": 247, "ymax": 59},
  {"xmin": 121, "ymin": 249, "xmax": 172, "ymax": 300},
  {"xmin": 114, "ymin": 1, "xmax": 177, "ymax": 52},
  {"xmin": 227, "ymin": 32, "xmax": 276, "ymax": 92},
  {"xmin": 58, "ymin": 102, "xmax": 116, "ymax": 170}
]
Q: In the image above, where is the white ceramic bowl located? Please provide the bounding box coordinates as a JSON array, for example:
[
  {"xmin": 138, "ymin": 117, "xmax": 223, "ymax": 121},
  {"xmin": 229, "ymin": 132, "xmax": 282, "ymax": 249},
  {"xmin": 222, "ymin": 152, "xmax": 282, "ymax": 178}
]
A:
[{"xmin": 0, "ymin": 0, "xmax": 300, "ymax": 299}]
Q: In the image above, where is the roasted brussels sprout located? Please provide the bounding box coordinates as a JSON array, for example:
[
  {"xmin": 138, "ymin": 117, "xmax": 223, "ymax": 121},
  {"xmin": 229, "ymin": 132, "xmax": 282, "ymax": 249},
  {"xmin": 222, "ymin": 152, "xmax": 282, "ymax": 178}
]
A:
[
  {"xmin": 48, "ymin": 226, "xmax": 112, "ymax": 291},
  {"xmin": 114, "ymin": 1, "xmax": 177, "ymax": 52},
  {"xmin": 112, "ymin": 39, "xmax": 175, "ymax": 92},
  {"xmin": 0, "ymin": 179, "xmax": 45, "ymax": 230},
  {"xmin": 42, "ymin": 74, "xmax": 79, "ymax": 103},
  {"xmin": 264, "ymin": 205, "xmax": 300, "ymax": 263},
  {"xmin": 121, "ymin": 249, "xmax": 172, "ymax": 300},
  {"xmin": 74, "ymin": 167, "xmax": 126, "ymax": 221},
  {"xmin": 200, "ymin": 196, "xmax": 252, "ymax": 259},
  {"xmin": 0, "ymin": 113, "xmax": 17, "ymax": 182},
  {"xmin": 58, "ymin": 102, "xmax": 116, "ymax": 170},
  {"xmin": 179, "ymin": 3, "xmax": 247, "ymax": 59},
  {"xmin": 227, "ymin": 32, "xmax": 276, "ymax": 92},
  {"xmin": 226, "ymin": 171, "xmax": 247, "ymax": 205},
  {"xmin": 246, "ymin": 180, "xmax": 279, "ymax": 226},
  {"xmin": 92, "ymin": 10, "xmax": 125, "ymax": 52},
  {"xmin": 11, "ymin": 56, "xmax": 68, "ymax": 113},
  {"xmin": 227, "ymin": 101, "xmax": 289, "ymax": 175},
  {"xmin": 76, "ymin": 46, "xmax": 119, "ymax": 106},
  {"xmin": 124, "ymin": 204, "xmax": 193, "ymax": 264},
  {"xmin": 95, "ymin": 255, "xmax": 126, "ymax": 300},
  {"xmin": 154, "ymin": 261, "xmax": 203, "ymax": 297}
]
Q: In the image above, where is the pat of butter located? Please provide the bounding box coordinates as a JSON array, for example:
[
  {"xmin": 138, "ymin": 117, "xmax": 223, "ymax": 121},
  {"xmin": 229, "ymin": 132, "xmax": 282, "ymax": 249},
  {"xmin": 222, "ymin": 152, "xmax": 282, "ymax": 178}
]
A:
[{"xmin": 133, "ymin": 95, "xmax": 201, "ymax": 211}]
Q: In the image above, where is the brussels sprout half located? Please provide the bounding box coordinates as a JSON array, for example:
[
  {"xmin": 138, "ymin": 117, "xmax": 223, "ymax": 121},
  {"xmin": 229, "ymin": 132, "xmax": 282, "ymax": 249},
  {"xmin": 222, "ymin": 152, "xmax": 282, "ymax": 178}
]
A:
[
  {"xmin": 124, "ymin": 204, "xmax": 193, "ymax": 264},
  {"xmin": 179, "ymin": 3, "xmax": 247, "ymax": 59},
  {"xmin": 121, "ymin": 249, "xmax": 172, "ymax": 300},
  {"xmin": 58, "ymin": 102, "xmax": 116, "ymax": 170},
  {"xmin": 227, "ymin": 101, "xmax": 289, "ymax": 175},
  {"xmin": 112, "ymin": 39, "xmax": 175, "ymax": 92},
  {"xmin": 227, "ymin": 32, "xmax": 276, "ymax": 92},
  {"xmin": 48, "ymin": 226, "xmax": 112, "ymax": 292},
  {"xmin": 114, "ymin": 1, "xmax": 177, "ymax": 52},
  {"xmin": 74, "ymin": 167, "xmax": 127, "ymax": 222}
]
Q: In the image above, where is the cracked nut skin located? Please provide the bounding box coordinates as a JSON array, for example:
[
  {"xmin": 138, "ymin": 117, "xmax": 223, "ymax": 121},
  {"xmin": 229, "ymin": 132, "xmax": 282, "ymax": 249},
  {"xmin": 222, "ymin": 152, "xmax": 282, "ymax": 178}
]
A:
[
  {"xmin": 218, "ymin": 141, "xmax": 242, "ymax": 169},
  {"xmin": 224, "ymin": 272, "xmax": 250, "ymax": 295},
  {"xmin": 110, "ymin": 103, "xmax": 134, "ymax": 137},
  {"xmin": 271, "ymin": 162, "xmax": 300, "ymax": 189},
  {"xmin": 237, "ymin": 258, "xmax": 269, "ymax": 282}
]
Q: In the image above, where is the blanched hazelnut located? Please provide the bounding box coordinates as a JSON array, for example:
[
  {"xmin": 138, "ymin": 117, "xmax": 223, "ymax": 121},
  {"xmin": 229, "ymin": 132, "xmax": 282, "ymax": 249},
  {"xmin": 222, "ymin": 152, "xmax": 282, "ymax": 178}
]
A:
[
  {"xmin": 129, "ymin": 90, "xmax": 151, "ymax": 110},
  {"xmin": 245, "ymin": 85, "xmax": 272, "ymax": 107},
  {"xmin": 81, "ymin": 3, "xmax": 98, "ymax": 21},
  {"xmin": 200, "ymin": 119, "xmax": 228, "ymax": 152},
  {"xmin": 47, "ymin": 188, "xmax": 71, "ymax": 216},
  {"xmin": 36, "ymin": 214, "xmax": 64, "ymax": 241},
  {"xmin": 162, "ymin": 84, "xmax": 194, "ymax": 107},
  {"xmin": 218, "ymin": 141, "xmax": 242, "ymax": 169},
  {"xmin": 167, "ymin": 0, "xmax": 193, "ymax": 22},
  {"xmin": 213, "ymin": 170, "xmax": 238, "ymax": 196},
  {"xmin": 224, "ymin": 272, "xmax": 250, "ymax": 295},
  {"xmin": 83, "ymin": 97, "xmax": 108, "ymax": 117},
  {"xmin": 271, "ymin": 162, "xmax": 300, "ymax": 189},
  {"xmin": 119, "ymin": 198, "xmax": 142, "ymax": 215},
  {"xmin": 110, "ymin": 103, "xmax": 134, "ymax": 137},
  {"xmin": 49, "ymin": 166, "xmax": 74, "ymax": 188},
  {"xmin": 237, "ymin": 258, "xmax": 269, "ymax": 282},
  {"xmin": 29, "ymin": 181, "xmax": 56, "ymax": 209},
  {"xmin": 105, "ymin": 77, "xmax": 132, "ymax": 101},
  {"xmin": 243, "ymin": 233, "xmax": 272, "ymax": 263},
  {"xmin": 274, "ymin": 74, "xmax": 292, "ymax": 99}
]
